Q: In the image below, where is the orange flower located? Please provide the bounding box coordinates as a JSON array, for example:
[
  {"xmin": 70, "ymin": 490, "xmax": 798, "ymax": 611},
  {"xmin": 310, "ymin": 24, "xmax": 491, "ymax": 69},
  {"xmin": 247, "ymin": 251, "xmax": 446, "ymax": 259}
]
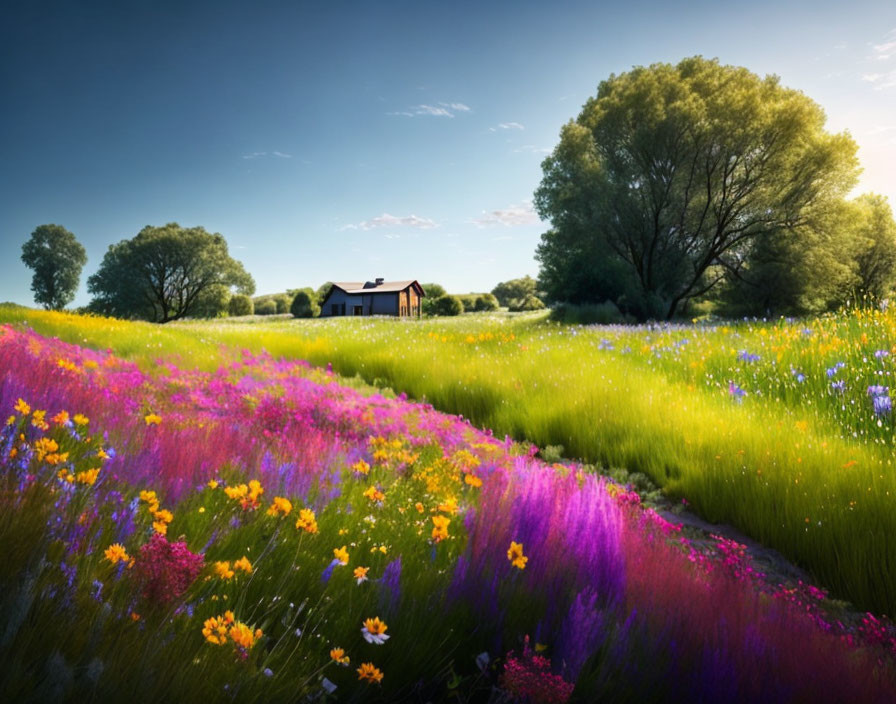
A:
[{"xmin": 357, "ymin": 662, "xmax": 384, "ymax": 683}]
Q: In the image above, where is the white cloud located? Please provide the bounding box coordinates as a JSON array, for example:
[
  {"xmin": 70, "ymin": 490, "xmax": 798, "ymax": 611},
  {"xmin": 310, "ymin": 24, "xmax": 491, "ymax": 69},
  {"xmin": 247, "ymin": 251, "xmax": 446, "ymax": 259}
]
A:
[
  {"xmin": 414, "ymin": 104, "xmax": 454, "ymax": 117},
  {"xmin": 489, "ymin": 121, "xmax": 525, "ymax": 132},
  {"xmin": 872, "ymin": 29, "xmax": 896, "ymax": 60},
  {"xmin": 343, "ymin": 213, "xmax": 439, "ymax": 231},
  {"xmin": 471, "ymin": 201, "xmax": 541, "ymax": 228},
  {"xmin": 863, "ymin": 70, "xmax": 896, "ymax": 89},
  {"xmin": 867, "ymin": 125, "xmax": 896, "ymax": 135},
  {"xmin": 514, "ymin": 144, "xmax": 552, "ymax": 154},
  {"xmin": 388, "ymin": 102, "xmax": 471, "ymax": 118},
  {"xmin": 242, "ymin": 151, "xmax": 293, "ymax": 159}
]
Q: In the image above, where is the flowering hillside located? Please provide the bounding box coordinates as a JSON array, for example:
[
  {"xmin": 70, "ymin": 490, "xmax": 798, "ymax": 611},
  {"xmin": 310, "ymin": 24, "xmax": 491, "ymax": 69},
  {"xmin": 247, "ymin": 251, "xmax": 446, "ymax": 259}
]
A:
[{"xmin": 2, "ymin": 324, "xmax": 896, "ymax": 702}]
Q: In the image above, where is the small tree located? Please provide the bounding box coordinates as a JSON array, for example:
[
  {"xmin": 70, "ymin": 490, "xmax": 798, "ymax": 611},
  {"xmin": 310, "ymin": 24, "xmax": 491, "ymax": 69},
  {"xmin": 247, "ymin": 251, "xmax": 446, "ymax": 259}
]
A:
[
  {"xmin": 429, "ymin": 295, "xmax": 464, "ymax": 316},
  {"xmin": 491, "ymin": 277, "xmax": 536, "ymax": 307},
  {"xmin": 273, "ymin": 294, "xmax": 291, "ymax": 314},
  {"xmin": 21, "ymin": 224, "xmax": 87, "ymax": 310},
  {"xmin": 421, "ymin": 283, "xmax": 447, "ymax": 315},
  {"xmin": 291, "ymin": 290, "xmax": 315, "ymax": 318},
  {"xmin": 228, "ymin": 294, "xmax": 254, "ymax": 316},
  {"xmin": 255, "ymin": 299, "xmax": 278, "ymax": 315},
  {"xmin": 508, "ymin": 294, "xmax": 546, "ymax": 312},
  {"xmin": 474, "ymin": 294, "xmax": 499, "ymax": 311},
  {"xmin": 87, "ymin": 223, "xmax": 254, "ymax": 322}
]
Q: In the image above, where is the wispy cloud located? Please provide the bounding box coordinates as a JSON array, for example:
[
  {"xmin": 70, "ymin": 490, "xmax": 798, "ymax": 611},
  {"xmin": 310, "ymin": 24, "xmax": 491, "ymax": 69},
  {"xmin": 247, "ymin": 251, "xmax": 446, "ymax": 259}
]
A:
[
  {"xmin": 489, "ymin": 122, "xmax": 525, "ymax": 132},
  {"xmin": 862, "ymin": 69, "xmax": 896, "ymax": 89},
  {"xmin": 514, "ymin": 144, "xmax": 552, "ymax": 155},
  {"xmin": 471, "ymin": 201, "xmax": 541, "ymax": 228},
  {"xmin": 242, "ymin": 151, "xmax": 293, "ymax": 160},
  {"xmin": 342, "ymin": 213, "xmax": 439, "ymax": 231},
  {"xmin": 872, "ymin": 28, "xmax": 896, "ymax": 60},
  {"xmin": 388, "ymin": 102, "xmax": 471, "ymax": 118}
]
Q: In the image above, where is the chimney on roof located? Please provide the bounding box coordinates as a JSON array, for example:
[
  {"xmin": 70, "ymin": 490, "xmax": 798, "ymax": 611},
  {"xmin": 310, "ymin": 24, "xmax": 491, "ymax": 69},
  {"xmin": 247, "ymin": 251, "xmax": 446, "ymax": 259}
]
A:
[{"xmin": 375, "ymin": 277, "xmax": 384, "ymax": 286}]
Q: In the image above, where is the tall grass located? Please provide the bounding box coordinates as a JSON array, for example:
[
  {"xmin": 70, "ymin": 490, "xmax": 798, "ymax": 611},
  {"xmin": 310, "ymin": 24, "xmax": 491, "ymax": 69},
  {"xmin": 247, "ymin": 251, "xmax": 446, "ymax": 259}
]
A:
[
  {"xmin": 3, "ymin": 323, "xmax": 896, "ymax": 702},
  {"xmin": 3, "ymin": 304, "xmax": 896, "ymax": 615}
]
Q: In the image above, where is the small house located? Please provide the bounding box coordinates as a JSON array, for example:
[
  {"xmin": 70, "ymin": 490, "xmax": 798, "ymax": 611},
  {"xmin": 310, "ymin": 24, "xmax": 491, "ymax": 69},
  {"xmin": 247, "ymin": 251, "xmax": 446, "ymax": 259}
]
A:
[{"xmin": 319, "ymin": 278, "xmax": 425, "ymax": 317}]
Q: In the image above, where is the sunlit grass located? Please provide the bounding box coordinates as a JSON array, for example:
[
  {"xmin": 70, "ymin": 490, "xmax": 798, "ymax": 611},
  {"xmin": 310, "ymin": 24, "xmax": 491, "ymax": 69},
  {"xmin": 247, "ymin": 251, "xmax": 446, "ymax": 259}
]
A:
[{"xmin": 3, "ymin": 303, "xmax": 896, "ymax": 614}]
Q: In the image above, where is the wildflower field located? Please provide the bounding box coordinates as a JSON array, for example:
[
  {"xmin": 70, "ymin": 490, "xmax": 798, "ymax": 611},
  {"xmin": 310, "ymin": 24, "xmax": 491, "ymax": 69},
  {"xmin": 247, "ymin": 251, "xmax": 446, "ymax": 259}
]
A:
[{"xmin": 3, "ymin": 306, "xmax": 896, "ymax": 701}]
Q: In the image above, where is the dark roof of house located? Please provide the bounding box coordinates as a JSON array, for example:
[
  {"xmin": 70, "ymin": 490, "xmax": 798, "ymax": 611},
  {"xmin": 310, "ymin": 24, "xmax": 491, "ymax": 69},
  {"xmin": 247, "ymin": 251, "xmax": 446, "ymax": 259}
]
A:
[{"xmin": 330, "ymin": 280, "xmax": 424, "ymax": 295}]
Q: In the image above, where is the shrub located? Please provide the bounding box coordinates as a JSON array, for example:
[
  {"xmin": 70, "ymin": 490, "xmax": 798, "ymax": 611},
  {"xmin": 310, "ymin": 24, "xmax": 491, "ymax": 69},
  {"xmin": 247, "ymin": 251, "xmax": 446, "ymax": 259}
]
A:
[
  {"xmin": 291, "ymin": 291, "xmax": 315, "ymax": 318},
  {"xmin": 550, "ymin": 301, "xmax": 626, "ymax": 325},
  {"xmin": 228, "ymin": 294, "xmax": 254, "ymax": 317},
  {"xmin": 508, "ymin": 294, "xmax": 545, "ymax": 312},
  {"xmin": 429, "ymin": 295, "xmax": 464, "ymax": 316},
  {"xmin": 254, "ymin": 299, "xmax": 277, "ymax": 316},
  {"xmin": 474, "ymin": 294, "xmax": 499, "ymax": 312},
  {"xmin": 274, "ymin": 294, "xmax": 291, "ymax": 314}
]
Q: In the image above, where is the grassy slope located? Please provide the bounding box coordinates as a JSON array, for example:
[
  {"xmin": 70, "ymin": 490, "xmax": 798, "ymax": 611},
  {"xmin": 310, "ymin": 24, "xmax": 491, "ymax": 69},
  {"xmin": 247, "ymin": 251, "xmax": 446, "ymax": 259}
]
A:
[{"xmin": 2, "ymin": 304, "xmax": 894, "ymax": 615}]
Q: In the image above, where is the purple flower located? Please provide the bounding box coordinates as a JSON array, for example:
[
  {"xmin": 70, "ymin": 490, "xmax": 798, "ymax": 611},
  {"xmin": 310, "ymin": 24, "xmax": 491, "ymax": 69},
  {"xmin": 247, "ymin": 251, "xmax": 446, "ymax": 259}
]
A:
[
  {"xmin": 867, "ymin": 385, "xmax": 889, "ymax": 397},
  {"xmin": 873, "ymin": 395, "xmax": 892, "ymax": 416},
  {"xmin": 830, "ymin": 380, "xmax": 846, "ymax": 394},
  {"xmin": 875, "ymin": 349, "xmax": 890, "ymax": 359},
  {"xmin": 728, "ymin": 383, "xmax": 747, "ymax": 400},
  {"xmin": 737, "ymin": 351, "xmax": 760, "ymax": 363}
]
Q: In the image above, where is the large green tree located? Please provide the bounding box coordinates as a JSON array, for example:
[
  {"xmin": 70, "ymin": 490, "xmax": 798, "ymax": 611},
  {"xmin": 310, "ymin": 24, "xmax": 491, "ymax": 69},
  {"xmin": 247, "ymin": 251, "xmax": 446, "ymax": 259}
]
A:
[
  {"xmin": 20, "ymin": 224, "xmax": 87, "ymax": 310},
  {"xmin": 87, "ymin": 223, "xmax": 254, "ymax": 322},
  {"xmin": 535, "ymin": 57, "xmax": 860, "ymax": 320}
]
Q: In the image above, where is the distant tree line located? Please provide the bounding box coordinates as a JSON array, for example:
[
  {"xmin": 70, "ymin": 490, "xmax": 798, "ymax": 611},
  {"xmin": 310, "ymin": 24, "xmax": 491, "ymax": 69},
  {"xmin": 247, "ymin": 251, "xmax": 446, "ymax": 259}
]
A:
[{"xmin": 534, "ymin": 56, "xmax": 896, "ymax": 320}]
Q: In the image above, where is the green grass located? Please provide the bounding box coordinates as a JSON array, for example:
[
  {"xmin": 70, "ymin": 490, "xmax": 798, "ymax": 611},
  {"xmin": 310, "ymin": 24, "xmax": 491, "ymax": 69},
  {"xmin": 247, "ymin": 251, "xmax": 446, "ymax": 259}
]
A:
[{"xmin": 3, "ymin": 304, "xmax": 896, "ymax": 614}]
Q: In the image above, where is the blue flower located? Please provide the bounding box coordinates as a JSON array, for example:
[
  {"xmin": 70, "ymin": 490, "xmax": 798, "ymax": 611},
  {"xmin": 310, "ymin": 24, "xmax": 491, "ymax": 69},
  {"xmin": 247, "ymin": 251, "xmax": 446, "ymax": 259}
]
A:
[{"xmin": 873, "ymin": 395, "xmax": 892, "ymax": 416}]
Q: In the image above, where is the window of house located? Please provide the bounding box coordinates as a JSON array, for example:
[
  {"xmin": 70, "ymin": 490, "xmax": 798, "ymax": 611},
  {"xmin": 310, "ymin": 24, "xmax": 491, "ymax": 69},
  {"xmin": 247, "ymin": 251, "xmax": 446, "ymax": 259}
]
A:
[
  {"xmin": 331, "ymin": 304, "xmax": 340, "ymax": 316},
  {"xmin": 353, "ymin": 305, "xmax": 363, "ymax": 316}
]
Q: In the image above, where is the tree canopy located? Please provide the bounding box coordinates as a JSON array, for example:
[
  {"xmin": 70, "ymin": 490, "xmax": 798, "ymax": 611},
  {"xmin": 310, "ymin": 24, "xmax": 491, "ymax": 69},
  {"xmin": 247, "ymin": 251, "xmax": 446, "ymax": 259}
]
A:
[
  {"xmin": 535, "ymin": 56, "xmax": 860, "ymax": 320},
  {"xmin": 21, "ymin": 224, "xmax": 87, "ymax": 310},
  {"xmin": 491, "ymin": 276, "xmax": 537, "ymax": 307},
  {"xmin": 87, "ymin": 224, "xmax": 254, "ymax": 322}
]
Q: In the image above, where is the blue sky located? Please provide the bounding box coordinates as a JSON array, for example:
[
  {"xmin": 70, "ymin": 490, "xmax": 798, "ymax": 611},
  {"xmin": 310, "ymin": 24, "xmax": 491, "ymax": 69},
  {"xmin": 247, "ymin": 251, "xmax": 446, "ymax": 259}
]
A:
[{"xmin": 2, "ymin": 0, "xmax": 895, "ymax": 306}]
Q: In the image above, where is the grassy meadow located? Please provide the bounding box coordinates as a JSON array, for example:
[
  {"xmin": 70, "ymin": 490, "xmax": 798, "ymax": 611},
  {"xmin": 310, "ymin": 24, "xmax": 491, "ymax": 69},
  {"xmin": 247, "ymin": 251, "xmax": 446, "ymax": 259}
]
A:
[
  {"xmin": 3, "ymin": 304, "xmax": 896, "ymax": 617},
  {"xmin": 4, "ymin": 310, "xmax": 896, "ymax": 702}
]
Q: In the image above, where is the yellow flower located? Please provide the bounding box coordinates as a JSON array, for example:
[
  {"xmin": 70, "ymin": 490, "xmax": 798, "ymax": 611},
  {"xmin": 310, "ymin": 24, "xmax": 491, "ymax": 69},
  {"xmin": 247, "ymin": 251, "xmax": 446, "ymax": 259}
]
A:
[
  {"xmin": 229, "ymin": 621, "xmax": 263, "ymax": 650},
  {"xmin": 267, "ymin": 496, "xmax": 293, "ymax": 517},
  {"xmin": 437, "ymin": 497, "xmax": 458, "ymax": 514},
  {"xmin": 295, "ymin": 508, "xmax": 319, "ymax": 534},
  {"xmin": 52, "ymin": 410, "xmax": 70, "ymax": 425},
  {"xmin": 414, "ymin": 502, "xmax": 424, "ymax": 513},
  {"xmin": 139, "ymin": 489, "xmax": 158, "ymax": 504},
  {"xmin": 152, "ymin": 521, "xmax": 168, "ymax": 535},
  {"xmin": 333, "ymin": 545, "xmax": 349, "ymax": 565},
  {"xmin": 202, "ymin": 611, "xmax": 235, "ymax": 645},
  {"xmin": 31, "ymin": 410, "xmax": 49, "ymax": 430},
  {"xmin": 104, "ymin": 543, "xmax": 130, "ymax": 564},
  {"xmin": 75, "ymin": 468, "xmax": 100, "ymax": 486},
  {"xmin": 5, "ymin": 415, "xmax": 15, "ymax": 426},
  {"xmin": 330, "ymin": 647, "xmax": 350, "ymax": 665},
  {"xmin": 214, "ymin": 561, "xmax": 235, "ymax": 580},
  {"xmin": 14, "ymin": 398, "xmax": 31, "ymax": 415},
  {"xmin": 248, "ymin": 479, "xmax": 263, "ymax": 500},
  {"xmin": 357, "ymin": 662, "xmax": 384, "ymax": 683},
  {"xmin": 363, "ymin": 485, "xmax": 385, "ymax": 502},
  {"xmin": 72, "ymin": 413, "xmax": 89, "ymax": 426},
  {"xmin": 361, "ymin": 617, "xmax": 389, "ymax": 644},
  {"xmin": 464, "ymin": 474, "xmax": 482, "ymax": 488},
  {"xmin": 224, "ymin": 483, "xmax": 248, "ymax": 500},
  {"xmin": 431, "ymin": 515, "xmax": 450, "ymax": 542},
  {"xmin": 353, "ymin": 566, "xmax": 369, "ymax": 584},
  {"xmin": 507, "ymin": 541, "xmax": 528, "ymax": 570},
  {"xmin": 96, "ymin": 448, "xmax": 110, "ymax": 461},
  {"xmin": 233, "ymin": 556, "xmax": 253, "ymax": 574},
  {"xmin": 33, "ymin": 437, "xmax": 59, "ymax": 461},
  {"xmin": 352, "ymin": 459, "xmax": 370, "ymax": 475},
  {"xmin": 207, "ymin": 479, "xmax": 219, "ymax": 489},
  {"xmin": 144, "ymin": 413, "xmax": 162, "ymax": 426},
  {"xmin": 153, "ymin": 508, "xmax": 174, "ymax": 524}
]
